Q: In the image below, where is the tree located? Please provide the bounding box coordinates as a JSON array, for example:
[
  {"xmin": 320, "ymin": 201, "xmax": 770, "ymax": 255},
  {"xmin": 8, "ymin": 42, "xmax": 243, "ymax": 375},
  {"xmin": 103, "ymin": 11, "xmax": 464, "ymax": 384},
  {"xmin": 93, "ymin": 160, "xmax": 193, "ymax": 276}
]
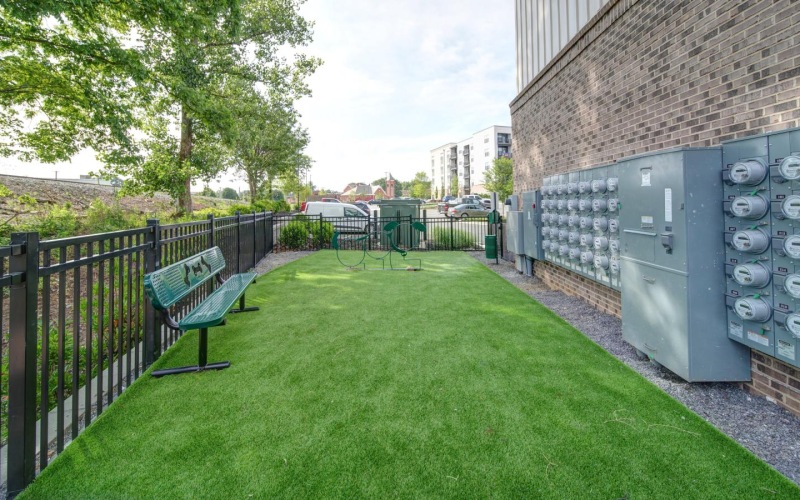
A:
[
  {"xmin": 485, "ymin": 157, "xmax": 514, "ymax": 202},
  {"xmin": 221, "ymin": 187, "xmax": 239, "ymax": 200},
  {"xmin": 1, "ymin": 0, "xmax": 320, "ymax": 215},
  {"xmin": 409, "ymin": 172, "xmax": 431, "ymax": 199},
  {"xmin": 449, "ymin": 176, "xmax": 458, "ymax": 197},
  {"xmin": 371, "ymin": 177, "xmax": 387, "ymax": 190}
]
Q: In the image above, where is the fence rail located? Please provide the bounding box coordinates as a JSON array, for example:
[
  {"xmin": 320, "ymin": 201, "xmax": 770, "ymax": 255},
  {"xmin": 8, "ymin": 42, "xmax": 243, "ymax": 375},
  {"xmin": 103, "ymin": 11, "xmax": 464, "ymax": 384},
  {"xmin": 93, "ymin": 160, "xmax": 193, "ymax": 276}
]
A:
[
  {"xmin": 0, "ymin": 209, "xmax": 499, "ymax": 497},
  {"xmin": 0, "ymin": 211, "xmax": 274, "ymax": 498}
]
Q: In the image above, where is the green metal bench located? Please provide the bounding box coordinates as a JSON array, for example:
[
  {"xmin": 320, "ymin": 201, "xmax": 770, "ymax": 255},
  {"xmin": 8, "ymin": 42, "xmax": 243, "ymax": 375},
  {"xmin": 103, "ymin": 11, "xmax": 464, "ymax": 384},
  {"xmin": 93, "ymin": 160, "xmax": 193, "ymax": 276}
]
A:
[{"xmin": 143, "ymin": 246, "xmax": 258, "ymax": 377}]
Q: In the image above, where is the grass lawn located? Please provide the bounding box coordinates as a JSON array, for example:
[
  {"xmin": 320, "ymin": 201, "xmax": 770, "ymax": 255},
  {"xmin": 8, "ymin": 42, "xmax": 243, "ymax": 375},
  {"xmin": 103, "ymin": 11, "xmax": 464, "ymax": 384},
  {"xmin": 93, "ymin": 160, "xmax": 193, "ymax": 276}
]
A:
[{"xmin": 21, "ymin": 251, "xmax": 798, "ymax": 498}]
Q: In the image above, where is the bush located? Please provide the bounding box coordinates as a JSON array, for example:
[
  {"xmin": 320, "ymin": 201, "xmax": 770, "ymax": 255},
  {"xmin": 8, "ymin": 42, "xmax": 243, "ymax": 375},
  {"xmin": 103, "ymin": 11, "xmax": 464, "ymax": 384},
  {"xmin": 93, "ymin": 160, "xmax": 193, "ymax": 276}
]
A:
[
  {"xmin": 84, "ymin": 199, "xmax": 141, "ymax": 233},
  {"xmin": 33, "ymin": 203, "xmax": 80, "ymax": 239},
  {"xmin": 279, "ymin": 221, "xmax": 310, "ymax": 249},
  {"xmin": 221, "ymin": 187, "xmax": 239, "ymax": 200},
  {"xmin": 310, "ymin": 220, "xmax": 334, "ymax": 247},
  {"xmin": 431, "ymin": 227, "xmax": 474, "ymax": 250}
]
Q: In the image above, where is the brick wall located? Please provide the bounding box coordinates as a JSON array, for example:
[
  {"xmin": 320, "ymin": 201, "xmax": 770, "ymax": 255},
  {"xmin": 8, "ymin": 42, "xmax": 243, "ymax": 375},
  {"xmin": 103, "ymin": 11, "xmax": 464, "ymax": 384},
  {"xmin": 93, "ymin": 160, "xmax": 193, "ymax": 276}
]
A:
[
  {"xmin": 534, "ymin": 261, "xmax": 621, "ymax": 318},
  {"xmin": 512, "ymin": 0, "xmax": 800, "ymax": 416}
]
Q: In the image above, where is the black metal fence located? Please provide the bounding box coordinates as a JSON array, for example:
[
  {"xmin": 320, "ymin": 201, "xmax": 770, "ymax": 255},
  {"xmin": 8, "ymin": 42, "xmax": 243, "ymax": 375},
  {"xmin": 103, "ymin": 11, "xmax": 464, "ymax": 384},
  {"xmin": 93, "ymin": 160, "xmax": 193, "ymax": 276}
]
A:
[
  {"xmin": 0, "ymin": 208, "xmax": 495, "ymax": 497},
  {"xmin": 272, "ymin": 211, "xmax": 502, "ymax": 253},
  {"xmin": 0, "ymin": 211, "xmax": 273, "ymax": 498}
]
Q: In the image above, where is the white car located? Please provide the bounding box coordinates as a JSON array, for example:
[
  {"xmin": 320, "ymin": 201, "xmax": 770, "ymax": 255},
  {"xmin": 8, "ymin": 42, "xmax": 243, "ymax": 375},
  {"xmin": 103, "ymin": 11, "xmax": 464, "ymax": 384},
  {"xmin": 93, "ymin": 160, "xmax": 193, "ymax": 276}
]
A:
[{"xmin": 303, "ymin": 201, "xmax": 369, "ymax": 232}]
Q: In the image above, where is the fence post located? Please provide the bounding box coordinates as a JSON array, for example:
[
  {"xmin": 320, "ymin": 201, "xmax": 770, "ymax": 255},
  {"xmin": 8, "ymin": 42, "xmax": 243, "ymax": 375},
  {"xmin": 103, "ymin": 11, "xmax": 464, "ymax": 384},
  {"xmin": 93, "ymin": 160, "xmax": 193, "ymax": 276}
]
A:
[
  {"xmin": 449, "ymin": 214, "xmax": 454, "ymax": 250},
  {"xmin": 235, "ymin": 211, "xmax": 241, "ymax": 274},
  {"xmin": 144, "ymin": 219, "xmax": 160, "ymax": 367},
  {"xmin": 7, "ymin": 232, "xmax": 39, "ymax": 497},
  {"xmin": 252, "ymin": 211, "xmax": 257, "ymax": 270},
  {"xmin": 422, "ymin": 209, "xmax": 428, "ymax": 245}
]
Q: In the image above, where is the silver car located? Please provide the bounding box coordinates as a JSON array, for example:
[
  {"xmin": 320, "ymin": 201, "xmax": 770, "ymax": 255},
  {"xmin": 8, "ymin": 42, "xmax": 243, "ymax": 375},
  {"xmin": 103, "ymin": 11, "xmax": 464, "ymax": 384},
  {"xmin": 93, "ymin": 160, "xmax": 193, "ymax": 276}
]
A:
[{"xmin": 447, "ymin": 203, "xmax": 490, "ymax": 218}]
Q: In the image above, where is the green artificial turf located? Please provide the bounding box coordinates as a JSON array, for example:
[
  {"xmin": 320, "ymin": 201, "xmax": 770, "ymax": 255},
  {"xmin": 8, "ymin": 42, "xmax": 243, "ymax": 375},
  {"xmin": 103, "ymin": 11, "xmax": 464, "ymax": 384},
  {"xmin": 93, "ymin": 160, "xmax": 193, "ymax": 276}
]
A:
[{"xmin": 21, "ymin": 251, "xmax": 798, "ymax": 498}]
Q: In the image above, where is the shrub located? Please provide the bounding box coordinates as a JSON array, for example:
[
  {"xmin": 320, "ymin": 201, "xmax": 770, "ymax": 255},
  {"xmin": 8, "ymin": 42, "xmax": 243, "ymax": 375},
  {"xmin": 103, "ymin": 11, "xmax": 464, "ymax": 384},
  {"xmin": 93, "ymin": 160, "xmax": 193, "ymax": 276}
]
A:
[
  {"xmin": 431, "ymin": 227, "xmax": 474, "ymax": 250},
  {"xmin": 33, "ymin": 203, "xmax": 80, "ymax": 239},
  {"xmin": 310, "ymin": 220, "xmax": 334, "ymax": 247},
  {"xmin": 221, "ymin": 187, "xmax": 239, "ymax": 200},
  {"xmin": 84, "ymin": 199, "xmax": 140, "ymax": 233},
  {"xmin": 279, "ymin": 221, "xmax": 310, "ymax": 249}
]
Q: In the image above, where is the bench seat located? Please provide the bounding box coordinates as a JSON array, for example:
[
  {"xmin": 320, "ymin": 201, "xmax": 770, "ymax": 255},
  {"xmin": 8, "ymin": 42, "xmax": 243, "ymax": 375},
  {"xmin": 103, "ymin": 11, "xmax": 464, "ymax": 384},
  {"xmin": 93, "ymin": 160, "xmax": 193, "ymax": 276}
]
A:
[{"xmin": 179, "ymin": 272, "xmax": 258, "ymax": 330}]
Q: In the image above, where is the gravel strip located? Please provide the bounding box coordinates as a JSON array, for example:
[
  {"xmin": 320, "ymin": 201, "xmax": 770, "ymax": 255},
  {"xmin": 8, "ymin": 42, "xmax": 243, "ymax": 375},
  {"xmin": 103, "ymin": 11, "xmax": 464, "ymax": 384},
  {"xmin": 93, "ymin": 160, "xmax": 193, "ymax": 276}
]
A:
[{"xmin": 253, "ymin": 250, "xmax": 800, "ymax": 485}]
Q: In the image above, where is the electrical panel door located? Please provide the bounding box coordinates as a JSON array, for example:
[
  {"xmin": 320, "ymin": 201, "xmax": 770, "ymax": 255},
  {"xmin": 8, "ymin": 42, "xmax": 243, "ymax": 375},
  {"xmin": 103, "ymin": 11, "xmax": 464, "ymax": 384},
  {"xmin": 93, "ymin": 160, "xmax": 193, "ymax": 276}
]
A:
[
  {"xmin": 522, "ymin": 190, "xmax": 544, "ymax": 260},
  {"xmin": 619, "ymin": 148, "xmax": 750, "ymax": 382}
]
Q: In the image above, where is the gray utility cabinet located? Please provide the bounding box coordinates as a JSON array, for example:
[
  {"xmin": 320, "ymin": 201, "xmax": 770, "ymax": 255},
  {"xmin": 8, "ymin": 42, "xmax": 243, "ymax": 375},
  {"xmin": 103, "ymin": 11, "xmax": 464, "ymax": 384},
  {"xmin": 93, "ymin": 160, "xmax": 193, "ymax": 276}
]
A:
[
  {"xmin": 619, "ymin": 148, "xmax": 750, "ymax": 382},
  {"xmin": 506, "ymin": 210, "xmax": 530, "ymax": 274},
  {"xmin": 521, "ymin": 190, "xmax": 544, "ymax": 261}
]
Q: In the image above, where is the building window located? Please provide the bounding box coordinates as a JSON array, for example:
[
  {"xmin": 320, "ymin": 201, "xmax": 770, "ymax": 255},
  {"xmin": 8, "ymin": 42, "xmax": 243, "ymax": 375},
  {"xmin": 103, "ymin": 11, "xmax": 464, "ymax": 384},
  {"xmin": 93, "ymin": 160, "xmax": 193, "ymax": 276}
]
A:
[
  {"xmin": 484, "ymin": 136, "xmax": 489, "ymax": 143},
  {"xmin": 485, "ymin": 150, "xmax": 489, "ymax": 157}
]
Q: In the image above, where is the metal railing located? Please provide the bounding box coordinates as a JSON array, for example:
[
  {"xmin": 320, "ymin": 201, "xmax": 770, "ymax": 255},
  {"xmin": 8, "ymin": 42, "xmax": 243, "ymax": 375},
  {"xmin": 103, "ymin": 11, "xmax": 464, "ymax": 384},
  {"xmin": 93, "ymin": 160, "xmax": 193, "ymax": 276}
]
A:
[
  {"xmin": 272, "ymin": 212, "xmax": 502, "ymax": 253},
  {"xmin": 0, "ymin": 211, "xmax": 273, "ymax": 498}
]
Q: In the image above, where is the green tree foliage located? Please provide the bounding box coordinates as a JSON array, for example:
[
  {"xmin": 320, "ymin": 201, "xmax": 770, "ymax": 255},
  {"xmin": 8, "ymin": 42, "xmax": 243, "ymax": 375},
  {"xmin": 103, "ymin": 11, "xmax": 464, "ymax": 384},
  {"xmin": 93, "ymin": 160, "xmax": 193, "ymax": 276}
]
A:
[
  {"xmin": 409, "ymin": 172, "xmax": 431, "ymax": 199},
  {"xmin": 371, "ymin": 177, "xmax": 387, "ymax": 190},
  {"xmin": 449, "ymin": 176, "xmax": 458, "ymax": 197},
  {"xmin": 221, "ymin": 187, "xmax": 239, "ymax": 200},
  {"xmin": 1, "ymin": 1, "xmax": 320, "ymax": 215},
  {"xmin": 485, "ymin": 157, "xmax": 513, "ymax": 202}
]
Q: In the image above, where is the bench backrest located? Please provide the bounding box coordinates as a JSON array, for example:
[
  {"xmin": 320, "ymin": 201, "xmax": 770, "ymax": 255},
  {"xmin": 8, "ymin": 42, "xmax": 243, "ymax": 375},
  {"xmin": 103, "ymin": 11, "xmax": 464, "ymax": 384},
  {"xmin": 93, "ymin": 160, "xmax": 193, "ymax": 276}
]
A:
[{"xmin": 144, "ymin": 247, "xmax": 226, "ymax": 310}]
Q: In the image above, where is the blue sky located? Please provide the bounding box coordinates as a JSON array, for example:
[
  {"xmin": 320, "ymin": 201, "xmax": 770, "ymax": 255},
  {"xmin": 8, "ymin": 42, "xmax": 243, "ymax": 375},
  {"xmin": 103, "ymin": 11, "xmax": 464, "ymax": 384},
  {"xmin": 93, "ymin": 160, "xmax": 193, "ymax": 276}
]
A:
[{"xmin": 0, "ymin": 0, "xmax": 517, "ymax": 193}]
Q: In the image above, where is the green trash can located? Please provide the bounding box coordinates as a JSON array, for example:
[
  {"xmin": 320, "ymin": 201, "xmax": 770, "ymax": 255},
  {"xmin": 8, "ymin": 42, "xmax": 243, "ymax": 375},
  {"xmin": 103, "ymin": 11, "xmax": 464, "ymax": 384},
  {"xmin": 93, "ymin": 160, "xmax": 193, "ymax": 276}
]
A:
[
  {"xmin": 376, "ymin": 199, "xmax": 423, "ymax": 248},
  {"xmin": 485, "ymin": 234, "xmax": 497, "ymax": 259}
]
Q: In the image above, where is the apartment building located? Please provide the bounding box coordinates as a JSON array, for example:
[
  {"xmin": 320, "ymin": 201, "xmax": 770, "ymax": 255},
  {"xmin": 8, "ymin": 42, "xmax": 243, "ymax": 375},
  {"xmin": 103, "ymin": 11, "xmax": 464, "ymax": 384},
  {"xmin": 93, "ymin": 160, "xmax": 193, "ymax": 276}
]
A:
[{"xmin": 429, "ymin": 125, "xmax": 512, "ymax": 197}]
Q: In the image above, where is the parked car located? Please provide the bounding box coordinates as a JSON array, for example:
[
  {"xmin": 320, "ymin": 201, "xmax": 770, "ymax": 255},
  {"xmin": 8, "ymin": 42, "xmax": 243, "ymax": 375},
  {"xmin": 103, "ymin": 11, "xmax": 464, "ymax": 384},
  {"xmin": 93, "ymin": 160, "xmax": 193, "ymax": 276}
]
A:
[
  {"xmin": 447, "ymin": 203, "xmax": 491, "ymax": 218},
  {"xmin": 303, "ymin": 201, "xmax": 369, "ymax": 232},
  {"xmin": 481, "ymin": 198, "xmax": 492, "ymax": 209},
  {"xmin": 437, "ymin": 195, "xmax": 458, "ymax": 214},
  {"xmin": 321, "ymin": 198, "xmax": 341, "ymax": 203},
  {"xmin": 353, "ymin": 201, "xmax": 371, "ymax": 215}
]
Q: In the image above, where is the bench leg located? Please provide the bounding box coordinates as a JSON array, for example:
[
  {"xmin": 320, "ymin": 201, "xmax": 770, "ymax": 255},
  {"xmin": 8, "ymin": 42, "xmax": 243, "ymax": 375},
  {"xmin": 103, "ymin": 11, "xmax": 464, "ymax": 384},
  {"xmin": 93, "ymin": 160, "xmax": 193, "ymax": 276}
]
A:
[
  {"xmin": 230, "ymin": 293, "xmax": 259, "ymax": 313},
  {"xmin": 151, "ymin": 328, "xmax": 231, "ymax": 378}
]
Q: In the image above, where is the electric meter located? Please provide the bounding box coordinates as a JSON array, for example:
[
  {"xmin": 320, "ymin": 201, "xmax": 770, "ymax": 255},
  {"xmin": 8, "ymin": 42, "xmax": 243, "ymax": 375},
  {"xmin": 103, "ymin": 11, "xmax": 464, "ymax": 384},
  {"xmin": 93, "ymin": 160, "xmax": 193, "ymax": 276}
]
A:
[
  {"xmin": 731, "ymin": 229, "xmax": 770, "ymax": 253},
  {"xmin": 781, "ymin": 195, "xmax": 800, "ymax": 220},
  {"xmin": 569, "ymin": 247, "xmax": 581, "ymax": 260},
  {"xmin": 609, "ymin": 239, "xmax": 620, "ymax": 253},
  {"xmin": 541, "ymin": 227, "xmax": 551, "ymax": 237},
  {"xmin": 784, "ymin": 235, "xmax": 800, "ymax": 259},
  {"xmin": 549, "ymin": 241, "xmax": 559, "ymax": 252},
  {"xmin": 579, "ymin": 217, "xmax": 592, "ymax": 229},
  {"xmin": 785, "ymin": 313, "xmax": 800, "ymax": 338},
  {"xmin": 567, "ymin": 182, "xmax": 578, "ymax": 194},
  {"xmin": 558, "ymin": 229, "xmax": 569, "ymax": 241},
  {"xmin": 568, "ymin": 215, "xmax": 579, "ymax": 227},
  {"xmin": 578, "ymin": 181, "xmax": 591, "ymax": 194},
  {"xmin": 728, "ymin": 159, "xmax": 767, "ymax": 185},
  {"xmin": 591, "ymin": 179, "xmax": 607, "ymax": 193},
  {"xmin": 580, "ymin": 233, "xmax": 593, "ymax": 246},
  {"xmin": 567, "ymin": 199, "xmax": 578, "ymax": 211},
  {"xmin": 580, "ymin": 251, "xmax": 594, "ymax": 264},
  {"xmin": 607, "ymin": 199, "xmax": 619, "ymax": 212},
  {"xmin": 592, "ymin": 198, "xmax": 608, "ymax": 212},
  {"xmin": 607, "ymin": 177, "xmax": 619, "ymax": 192},
  {"xmin": 778, "ymin": 155, "xmax": 800, "ymax": 181},
  {"xmin": 542, "ymin": 239, "xmax": 551, "ymax": 250},
  {"xmin": 557, "ymin": 200, "xmax": 567, "ymax": 210},
  {"xmin": 610, "ymin": 256, "xmax": 620, "ymax": 274},
  {"xmin": 568, "ymin": 231, "xmax": 580, "ymax": 244},
  {"xmin": 594, "ymin": 236, "xmax": 609, "ymax": 251},
  {"xmin": 546, "ymin": 199, "xmax": 556, "ymax": 210},
  {"xmin": 593, "ymin": 217, "xmax": 609, "ymax": 232},
  {"xmin": 594, "ymin": 255, "xmax": 610, "ymax": 269},
  {"xmin": 733, "ymin": 296, "xmax": 772, "ymax": 322},
  {"xmin": 558, "ymin": 215, "xmax": 569, "ymax": 226},
  {"xmin": 783, "ymin": 274, "xmax": 800, "ymax": 299},
  {"xmin": 578, "ymin": 199, "xmax": 592, "ymax": 211},
  {"xmin": 730, "ymin": 195, "xmax": 769, "ymax": 219},
  {"xmin": 732, "ymin": 262, "xmax": 771, "ymax": 288},
  {"xmin": 558, "ymin": 245, "xmax": 569, "ymax": 256},
  {"xmin": 608, "ymin": 219, "xmax": 619, "ymax": 233},
  {"xmin": 556, "ymin": 184, "xmax": 566, "ymax": 195}
]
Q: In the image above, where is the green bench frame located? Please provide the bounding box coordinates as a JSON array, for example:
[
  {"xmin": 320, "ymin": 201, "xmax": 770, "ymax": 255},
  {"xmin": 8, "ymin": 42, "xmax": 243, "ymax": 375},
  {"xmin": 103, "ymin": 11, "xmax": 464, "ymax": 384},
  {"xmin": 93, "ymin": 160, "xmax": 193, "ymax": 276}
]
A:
[{"xmin": 143, "ymin": 246, "xmax": 258, "ymax": 377}]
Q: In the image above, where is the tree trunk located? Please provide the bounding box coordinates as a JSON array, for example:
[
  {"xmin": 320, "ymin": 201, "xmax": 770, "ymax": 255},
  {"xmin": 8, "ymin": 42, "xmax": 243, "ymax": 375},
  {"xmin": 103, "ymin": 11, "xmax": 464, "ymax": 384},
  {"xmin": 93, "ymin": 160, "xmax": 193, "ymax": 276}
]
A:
[
  {"xmin": 247, "ymin": 170, "xmax": 258, "ymax": 202},
  {"xmin": 178, "ymin": 106, "xmax": 194, "ymax": 214}
]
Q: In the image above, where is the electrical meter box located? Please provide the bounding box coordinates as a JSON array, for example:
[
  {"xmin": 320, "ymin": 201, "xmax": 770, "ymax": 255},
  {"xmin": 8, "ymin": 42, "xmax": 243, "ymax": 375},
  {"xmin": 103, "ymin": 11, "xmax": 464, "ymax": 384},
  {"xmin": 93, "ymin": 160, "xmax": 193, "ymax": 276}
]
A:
[
  {"xmin": 722, "ymin": 135, "xmax": 774, "ymax": 356},
  {"xmin": 619, "ymin": 148, "xmax": 750, "ymax": 382},
  {"xmin": 522, "ymin": 190, "xmax": 544, "ymax": 261},
  {"xmin": 768, "ymin": 128, "xmax": 800, "ymax": 366},
  {"xmin": 506, "ymin": 210, "xmax": 531, "ymax": 274}
]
